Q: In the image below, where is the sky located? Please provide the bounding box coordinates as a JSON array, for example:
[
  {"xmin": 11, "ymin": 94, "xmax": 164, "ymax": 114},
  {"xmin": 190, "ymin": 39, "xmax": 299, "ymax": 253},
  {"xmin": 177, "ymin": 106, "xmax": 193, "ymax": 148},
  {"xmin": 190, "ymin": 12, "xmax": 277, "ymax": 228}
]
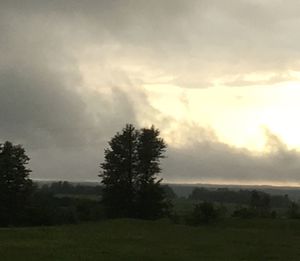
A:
[{"xmin": 1, "ymin": 0, "xmax": 300, "ymax": 185}]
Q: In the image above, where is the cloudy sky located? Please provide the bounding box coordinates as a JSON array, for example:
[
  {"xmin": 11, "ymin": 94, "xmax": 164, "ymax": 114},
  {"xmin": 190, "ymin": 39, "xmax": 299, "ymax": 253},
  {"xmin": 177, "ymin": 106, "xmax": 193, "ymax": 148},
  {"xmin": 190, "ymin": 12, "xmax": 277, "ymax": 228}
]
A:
[{"xmin": 2, "ymin": 0, "xmax": 300, "ymax": 185}]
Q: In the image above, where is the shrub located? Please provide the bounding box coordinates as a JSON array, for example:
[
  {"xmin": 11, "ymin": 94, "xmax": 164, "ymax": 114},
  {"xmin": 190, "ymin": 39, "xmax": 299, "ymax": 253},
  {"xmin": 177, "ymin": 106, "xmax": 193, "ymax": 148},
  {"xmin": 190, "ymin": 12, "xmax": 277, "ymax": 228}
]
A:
[{"xmin": 187, "ymin": 202, "xmax": 219, "ymax": 225}]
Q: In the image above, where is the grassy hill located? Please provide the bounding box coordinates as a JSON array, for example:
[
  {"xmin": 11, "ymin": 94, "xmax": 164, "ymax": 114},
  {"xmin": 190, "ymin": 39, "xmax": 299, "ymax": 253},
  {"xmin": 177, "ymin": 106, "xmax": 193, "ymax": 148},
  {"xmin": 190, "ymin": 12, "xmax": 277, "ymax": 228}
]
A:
[{"xmin": 0, "ymin": 219, "xmax": 300, "ymax": 260}]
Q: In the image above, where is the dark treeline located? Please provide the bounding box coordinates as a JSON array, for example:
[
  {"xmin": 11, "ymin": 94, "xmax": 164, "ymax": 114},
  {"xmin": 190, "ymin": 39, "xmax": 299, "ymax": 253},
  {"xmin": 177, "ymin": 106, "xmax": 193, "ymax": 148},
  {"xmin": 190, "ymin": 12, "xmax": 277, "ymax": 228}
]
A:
[
  {"xmin": 1, "ymin": 124, "xmax": 300, "ymax": 227},
  {"xmin": 39, "ymin": 181, "xmax": 102, "ymax": 196},
  {"xmin": 26, "ymin": 189, "xmax": 105, "ymax": 226},
  {"xmin": 0, "ymin": 125, "xmax": 172, "ymax": 226},
  {"xmin": 189, "ymin": 187, "xmax": 291, "ymax": 208},
  {"xmin": 38, "ymin": 181, "xmax": 175, "ymax": 200}
]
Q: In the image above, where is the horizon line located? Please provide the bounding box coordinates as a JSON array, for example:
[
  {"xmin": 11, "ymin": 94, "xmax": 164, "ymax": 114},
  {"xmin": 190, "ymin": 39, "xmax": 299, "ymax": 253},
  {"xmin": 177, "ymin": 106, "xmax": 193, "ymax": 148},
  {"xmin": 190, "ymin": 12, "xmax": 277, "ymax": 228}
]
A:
[{"xmin": 32, "ymin": 178, "xmax": 300, "ymax": 189}]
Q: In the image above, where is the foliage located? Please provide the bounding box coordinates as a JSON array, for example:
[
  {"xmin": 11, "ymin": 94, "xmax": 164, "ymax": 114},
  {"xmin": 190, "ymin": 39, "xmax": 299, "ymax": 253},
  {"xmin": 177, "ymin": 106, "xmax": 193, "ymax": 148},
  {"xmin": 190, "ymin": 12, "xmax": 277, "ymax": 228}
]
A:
[
  {"xmin": 187, "ymin": 202, "xmax": 220, "ymax": 225},
  {"xmin": 287, "ymin": 202, "xmax": 300, "ymax": 219},
  {"xmin": 189, "ymin": 187, "xmax": 291, "ymax": 208},
  {"xmin": 231, "ymin": 191, "xmax": 274, "ymax": 218},
  {"xmin": 162, "ymin": 185, "xmax": 177, "ymax": 200},
  {"xmin": 99, "ymin": 124, "xmax": 168, "ymax": 219},
  {"xmin": 100, "ymin": 124, "xmax": 139, "ymax": 218},
  {"xmin": 250, "ymin": 190, "xmax": 270, "ymax": 209},
  {"xmin": 0, "ymin": 141, "xmax": 33, "ymax": 225},
  {"xmin": 39, "ymin": 181, "xmax": 102, "ymax": 196},
  {"xmin": 26, "ymin": 189, "xmax": 105, "ymax": 226},
  {"xmin": 232, "ymin": 207, "xmax": 257, "ymax": 218},
  {"xmin": 249, "ymin": 190, "xmax": 271, "ymax": 217}
]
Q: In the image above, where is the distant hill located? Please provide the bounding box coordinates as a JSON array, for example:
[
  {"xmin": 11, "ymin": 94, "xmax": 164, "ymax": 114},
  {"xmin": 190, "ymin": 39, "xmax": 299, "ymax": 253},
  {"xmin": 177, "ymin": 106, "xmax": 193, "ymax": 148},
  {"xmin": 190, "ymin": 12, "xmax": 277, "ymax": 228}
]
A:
[{"xmin": 166, "ymin": 183, "xmax": 300, "ymax": 200}]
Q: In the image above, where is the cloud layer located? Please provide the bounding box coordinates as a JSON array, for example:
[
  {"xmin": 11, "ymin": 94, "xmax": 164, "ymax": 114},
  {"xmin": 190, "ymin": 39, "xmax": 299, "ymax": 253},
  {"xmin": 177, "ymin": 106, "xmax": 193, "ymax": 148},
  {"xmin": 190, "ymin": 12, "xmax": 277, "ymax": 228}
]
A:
[{"xmin": 1, "ymin": 1, "xmax": 300, "ymax": 184}]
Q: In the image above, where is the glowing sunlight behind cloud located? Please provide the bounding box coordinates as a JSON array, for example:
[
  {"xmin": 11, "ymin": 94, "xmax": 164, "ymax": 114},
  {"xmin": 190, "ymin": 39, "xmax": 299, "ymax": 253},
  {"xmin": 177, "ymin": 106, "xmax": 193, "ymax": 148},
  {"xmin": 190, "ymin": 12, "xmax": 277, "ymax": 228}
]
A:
[{"xmin": 142, "ymin": 80, "xmax": 300, "ymax": 152}]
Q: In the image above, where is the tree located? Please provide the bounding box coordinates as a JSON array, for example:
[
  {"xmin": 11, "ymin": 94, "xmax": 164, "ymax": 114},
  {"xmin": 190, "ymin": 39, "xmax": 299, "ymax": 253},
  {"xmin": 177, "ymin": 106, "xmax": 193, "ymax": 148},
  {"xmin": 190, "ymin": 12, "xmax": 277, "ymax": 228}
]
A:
[
  {"xmin": 250, "ymin": 190, "xmax": 270, "ymax": 217},
  {"xmin": 0, "ymin": 141, "xmax": 33, "ymax": 225},
  {"xmin": 99, "ymin": 124, "xmax": 168, "ymax": 219},
  {"xmin": 188, "ymin": 202, "xmax": 219, "ymax": 225},
  {"xmin": 135, "ymin": 126, "xmax": 167, "ymax": 219},
  {"xmin": 162, "ymin": 185, "xmax": 177, "ymax": 200},
  {"xmin": 287, "ymin": 202, "xmax": 300, "ymax": 219},
  {"xmin": 99, "ymin": 124, "xmax": 139, "ymax": 218}
]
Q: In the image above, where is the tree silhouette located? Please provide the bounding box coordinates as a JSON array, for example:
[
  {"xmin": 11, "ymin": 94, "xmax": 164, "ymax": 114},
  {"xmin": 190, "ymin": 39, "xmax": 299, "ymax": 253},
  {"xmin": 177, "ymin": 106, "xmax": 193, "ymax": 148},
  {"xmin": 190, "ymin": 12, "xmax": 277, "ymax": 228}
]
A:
[
  {"xmin": 287, "ymin": 202, "xmax": 300, "ymax": 219},
  {"xmin": 100, "ymin": 124, "xmax": 139, "ymax": 218},
  {"xmin": 250, "ymin": 190, "xmax": 270, "ymax": 216},
  {"xmin": 0, "ymin": 141, "xmax": 33, "ymax": 225},
  {"xmin": 135, "ymin": 126, "xmax": 167, "ymax": 219},
  {"xmin": 99, "ymin": 124, "xmax": 168, "ymax": 219},
  {"xmin": 189, "ymin": 202, "xmax": 219, "ymax": 225}
]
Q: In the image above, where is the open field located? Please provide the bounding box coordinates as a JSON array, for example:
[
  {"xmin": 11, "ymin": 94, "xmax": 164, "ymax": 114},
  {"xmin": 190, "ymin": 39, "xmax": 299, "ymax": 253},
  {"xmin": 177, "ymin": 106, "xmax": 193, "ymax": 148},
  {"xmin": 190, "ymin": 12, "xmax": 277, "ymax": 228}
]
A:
[{"xmin": 0, "ymin": 219, "xmax": 300, "ymax": 260}]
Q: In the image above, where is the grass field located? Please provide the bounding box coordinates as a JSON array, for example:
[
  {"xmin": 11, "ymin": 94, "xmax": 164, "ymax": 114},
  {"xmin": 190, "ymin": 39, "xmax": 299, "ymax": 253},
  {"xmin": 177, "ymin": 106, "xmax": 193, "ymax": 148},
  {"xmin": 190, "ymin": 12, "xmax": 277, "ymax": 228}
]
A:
[{"xmin": 0, "ymin": 219, "xmax": 299, "ymax": 260}]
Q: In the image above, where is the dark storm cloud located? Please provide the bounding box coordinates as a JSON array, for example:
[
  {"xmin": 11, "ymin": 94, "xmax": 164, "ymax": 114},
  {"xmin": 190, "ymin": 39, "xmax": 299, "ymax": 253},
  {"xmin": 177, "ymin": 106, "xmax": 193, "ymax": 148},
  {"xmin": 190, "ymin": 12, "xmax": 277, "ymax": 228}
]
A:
[
  {"xmin": 0, "ymin": 15, "xmax": 86, "ymax": 147},
  {"xmin": 164, "ymin": 129, "xmax": 300, "ymax": 184},
  {"xmin": 4, "ymin": 0, "xmax": 300, "ymax": 88},
  {"xmin": 0, "ymin": 67, "xmax": 86, "ymax": 147},
  {"xmin": 0, "ymin": 1, "xmax": 141, "ymax": 179},
  {"xmin": 1, "ymin": 0, "xmax": 300, "ymax": 183}
]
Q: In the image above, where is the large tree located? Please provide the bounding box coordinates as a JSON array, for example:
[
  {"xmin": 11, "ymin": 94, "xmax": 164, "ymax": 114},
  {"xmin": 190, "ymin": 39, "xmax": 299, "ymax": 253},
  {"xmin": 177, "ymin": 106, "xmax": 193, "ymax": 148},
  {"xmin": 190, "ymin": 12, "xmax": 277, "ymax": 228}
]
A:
[
  {"xmin": 135, "ymin": 126, "xmax": 167, "ymax": 219},
  {"xmin": 100, "ymin": 124, "xmax": 139, "ymax": 218},
  {"xmin": 99, "ymin": 124, "xmax": 168, "ymax": 219},
  {"xmin": 0, "ymin": 141, "xmax": 33, "ymax": 225}
]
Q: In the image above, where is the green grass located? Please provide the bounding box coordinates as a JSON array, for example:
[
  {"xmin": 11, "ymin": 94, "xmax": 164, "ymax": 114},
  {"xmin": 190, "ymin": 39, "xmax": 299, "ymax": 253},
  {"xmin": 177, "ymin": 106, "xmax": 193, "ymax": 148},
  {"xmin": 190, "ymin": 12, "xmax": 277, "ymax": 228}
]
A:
[{"xmin": 0, "ymin": 219, "xmax": 300, "ymax": 260}]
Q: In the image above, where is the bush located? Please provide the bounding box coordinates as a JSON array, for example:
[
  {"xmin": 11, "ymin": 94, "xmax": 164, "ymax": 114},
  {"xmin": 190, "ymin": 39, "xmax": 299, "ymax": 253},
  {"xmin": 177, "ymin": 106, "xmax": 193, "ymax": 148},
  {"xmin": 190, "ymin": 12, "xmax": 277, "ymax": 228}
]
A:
[
  {"xmin": 232, "ymin": 207, "xmax": 256, "ymax": 218},
  {"xmin": 287, "ymin": 202, "xmax": 300, "ymax": 219},
  {"xmin": 187, "ymin": 202, "xmax": 220, "ymax": 225},
  {"xmin": 232, "ymin": 206, "xmax": 277, "ymax": 219}
]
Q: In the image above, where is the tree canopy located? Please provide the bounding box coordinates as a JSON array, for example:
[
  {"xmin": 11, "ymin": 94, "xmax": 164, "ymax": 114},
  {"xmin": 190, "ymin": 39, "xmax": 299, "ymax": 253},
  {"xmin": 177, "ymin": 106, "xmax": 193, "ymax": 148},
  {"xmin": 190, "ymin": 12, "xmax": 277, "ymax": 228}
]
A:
[
  {"xmin": 99, "ymin": 124, "xmax": 168, "ymax": 219},
  {"xmin": 0, "ymin": 141, "xmax": 33, "ymax": 225}
]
